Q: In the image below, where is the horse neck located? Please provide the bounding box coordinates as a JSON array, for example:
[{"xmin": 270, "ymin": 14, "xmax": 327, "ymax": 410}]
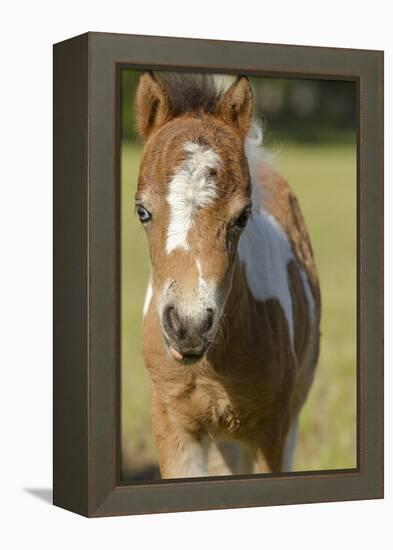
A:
[{"xmin": 220, "ymin": 255, "xmax": 251, "ymax": 337}]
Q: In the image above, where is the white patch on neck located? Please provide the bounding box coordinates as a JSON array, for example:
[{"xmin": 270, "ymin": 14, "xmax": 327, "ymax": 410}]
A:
[
  {"xmin": 238, "ymin": 210, "xmax": 295, "ymax": 347},
  {"xmin": 239, "ymin": 125, "xmax": 295, "ymax": 348},
  {"xmin": 166, "ymin": 142, "xmax": 221, "ymax": 254}
]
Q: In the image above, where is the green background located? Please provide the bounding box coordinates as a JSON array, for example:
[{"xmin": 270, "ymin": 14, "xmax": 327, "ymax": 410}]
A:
[{"xmin": 120, "ymin": 71, "xmax": 357, "ymax": 479}]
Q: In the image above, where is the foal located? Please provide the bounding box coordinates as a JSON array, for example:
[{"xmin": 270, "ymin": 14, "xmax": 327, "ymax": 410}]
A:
[{"xmin": 134, "ymin": 72, "xmax": 320, "ymax": 478}]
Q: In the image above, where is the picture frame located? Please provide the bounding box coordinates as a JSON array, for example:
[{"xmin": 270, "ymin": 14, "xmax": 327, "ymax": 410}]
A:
[{"xmin": 53, "ymin": 31, "xmax": 384, "ymax": 517}]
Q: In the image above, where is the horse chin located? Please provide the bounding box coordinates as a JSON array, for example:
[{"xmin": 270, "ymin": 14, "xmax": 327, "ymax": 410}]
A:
[
  {"xmin": 176, "ymin": 353, "xmax": 206, "ymax": 366},
  {"xmin": 164, "ymin": 337, "xmax": 210, "ymax": 366}
]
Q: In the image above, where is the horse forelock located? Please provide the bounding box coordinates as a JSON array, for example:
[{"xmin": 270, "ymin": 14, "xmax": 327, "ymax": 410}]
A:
[{"xmin": 158, "ymin": 73, "xmax": 223, "ymax": 116}]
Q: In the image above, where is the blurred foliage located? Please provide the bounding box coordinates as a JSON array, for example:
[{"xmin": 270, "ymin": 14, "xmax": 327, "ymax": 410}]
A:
[
  {"xmin": 252, "ymin": 78, "xmax": 356, "ymax": 144},
  {"xmin": 120, "ymin": 70, "xmax": 357, "ymax": 480},
  {"xmin": 121, "ymin": 70, "xmax": 357, "ymax": 144}
]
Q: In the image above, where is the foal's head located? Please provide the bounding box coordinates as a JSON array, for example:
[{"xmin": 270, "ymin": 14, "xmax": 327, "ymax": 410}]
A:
[{"xmin": 135, "ymin": 73, "xmax": 254, "ymax": 363}]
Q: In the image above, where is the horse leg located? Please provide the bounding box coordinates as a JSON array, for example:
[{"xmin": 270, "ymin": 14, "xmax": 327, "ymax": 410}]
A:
[
  {"xmin": 281, "ymin": 415, "xmax": 299, "ymax": 472},
  {"xmin": 151, "ymin": 396, "xmax": 209, "ymax": 479},
  {"xmin": 251, "ymin": 416, "xmax": 290, "ymax": 473},
  {"xmin": 208, "ymin": 440, "xmax": 255, "ymax": 475}
]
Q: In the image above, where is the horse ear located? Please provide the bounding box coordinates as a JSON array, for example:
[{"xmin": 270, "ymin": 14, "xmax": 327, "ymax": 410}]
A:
[
  {"xmin": 216, "ymin": 76, "xmax": 253, "ymax": 139},
  {"xmin": 135, "ymin": 72, "xmax": 171, "ymax": 139}
]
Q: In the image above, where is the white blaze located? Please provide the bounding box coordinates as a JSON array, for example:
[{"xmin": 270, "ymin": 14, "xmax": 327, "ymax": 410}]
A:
[
  {"xmin": 194, "ymin": 258, "xmax": 218, "ymax": 315},
  {"xmin": 166, "ymin": 142, "xmax": 221, "ymax": 254}
]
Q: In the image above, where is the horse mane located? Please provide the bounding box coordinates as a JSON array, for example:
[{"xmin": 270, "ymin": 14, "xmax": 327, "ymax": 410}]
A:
[{"xmin": 156, "ymin": 72, "xmax": 223, "ymax": 116}]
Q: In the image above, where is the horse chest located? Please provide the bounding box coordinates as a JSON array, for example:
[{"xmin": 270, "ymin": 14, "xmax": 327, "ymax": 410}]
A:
[{"xmin": 173, "ymin": 371, "xmax": 274, "ymax": 438}]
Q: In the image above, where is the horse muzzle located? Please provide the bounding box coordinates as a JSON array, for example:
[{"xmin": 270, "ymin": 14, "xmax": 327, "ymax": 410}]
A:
[{"xmin": 162, "ymin": 304, "xmax": 215, "ymax": 364}]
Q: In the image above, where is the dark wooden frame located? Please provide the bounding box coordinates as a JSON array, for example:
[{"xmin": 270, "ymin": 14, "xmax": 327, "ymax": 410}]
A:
[{"xmin": 53, "ymin": 32, "xmax": 384, "ymax": 517}]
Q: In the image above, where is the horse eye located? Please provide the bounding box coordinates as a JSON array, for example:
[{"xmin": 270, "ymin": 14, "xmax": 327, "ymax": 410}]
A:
[
  {"xmin": 136, "ymin": 205, "xmax": 151, "ymax": 224},
  {"xmin": 235, "ymin": 209, "xmax": 250, "ymax": 228}
]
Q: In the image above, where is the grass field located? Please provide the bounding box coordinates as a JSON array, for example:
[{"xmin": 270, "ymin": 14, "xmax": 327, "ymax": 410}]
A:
[{"xmin": 120, "ymin": 141, "xmax": 357, "ymax": 477}]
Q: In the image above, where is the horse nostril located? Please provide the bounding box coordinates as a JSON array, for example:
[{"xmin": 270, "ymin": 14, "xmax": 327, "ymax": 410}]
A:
[
  {"xmin": 168, "ymin": 307, "xmax": 180, "ymax": 331},
  {"xmin": 164, "ymin": 306, "xmax": 185, "ymax": 339},
  {"xmin": 203, "ymin": 308, "xmax": 214, "ymax": 333}
]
